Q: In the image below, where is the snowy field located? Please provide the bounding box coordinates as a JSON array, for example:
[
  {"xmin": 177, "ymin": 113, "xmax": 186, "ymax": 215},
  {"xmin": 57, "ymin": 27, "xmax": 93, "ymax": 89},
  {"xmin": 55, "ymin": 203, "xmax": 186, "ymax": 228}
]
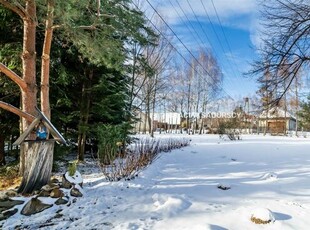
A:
[{"xmin": 2, "ymin": 134, "xmax": 310, "ymax": 229}]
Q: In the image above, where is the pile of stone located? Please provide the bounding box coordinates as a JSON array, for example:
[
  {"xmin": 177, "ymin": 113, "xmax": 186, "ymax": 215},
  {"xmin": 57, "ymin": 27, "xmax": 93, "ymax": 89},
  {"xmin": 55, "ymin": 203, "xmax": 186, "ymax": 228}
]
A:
[{"xmin": 0, "ymin": 171, "xmax": 83, "ymax": 221}]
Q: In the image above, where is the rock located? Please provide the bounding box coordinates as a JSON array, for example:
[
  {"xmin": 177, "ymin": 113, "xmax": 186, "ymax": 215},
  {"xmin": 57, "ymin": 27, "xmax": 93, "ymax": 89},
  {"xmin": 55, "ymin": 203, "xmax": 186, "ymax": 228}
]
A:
[
  {"xmin": 33, "ymin": 190, "xmax": 41, "ymax": 195},
  {"xmin": 54, "ymin": 213, "xmax": 63, "ymax": 219},
  {"xmin": 50, "ymin": 178, "xmax": 60, "ymax": 184},
  {"xmin": 250, "ymin": 208, "xmax": 275, "ymax": 224},
  {"xmin": 0, "ymin": 208, "xmax": 18, "ymax": 221},
  {"xmin": 64, "ymin": 171, "xmax": 83, "ymax": 187},
  {"xmin": 70, "ymin": 187, "xmax": 83, "ymax": 197},
  {"xmin": 0, "ymin": 193, "xmax": 9, "ymax": 201},
  {"xmin": 5, "ymin": 190, "xmax": 18, "ymax": 198},
  {"xmin": 41, "ymin": 183, "xmax": 60, "ymax": 192},
  {"xmin": 61, "ymin": 174, "xmax": 72, "ymax": 189},
  {"xmin": 56, "ymin": 209, "xmax": 63, "ymax": 213},
  {"xmin": 37, "ymin": 190, "xmax": 51, "ymax": 197},
  {"xmin": 50, "ymin": 188, "xmax": 64, "ymax": 198},
  {"xmin": 55, "ymin": 197, "xmax": 69, "ymax": 205},
  {"xmin": 21, "ymin": 197, "xmax": 53, "ymax": 216},
  {"xmin": 0, "ymin": 198, "xmax": 25, "ymax": 211},
  {"xmin": 217, "ymin": 184, "xmax": 231, "ymax": 190},
  {"xmin": 62, "ymin": 171, "xmax": 83, "ymax": 190}
]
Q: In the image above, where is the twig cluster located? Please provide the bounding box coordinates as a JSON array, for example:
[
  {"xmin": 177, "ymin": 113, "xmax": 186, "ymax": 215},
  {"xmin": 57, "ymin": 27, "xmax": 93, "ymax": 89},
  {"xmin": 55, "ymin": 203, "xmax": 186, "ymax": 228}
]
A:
[{"xmin": 98, "ymin": 137, "xmax": 190, "ymax": 181}]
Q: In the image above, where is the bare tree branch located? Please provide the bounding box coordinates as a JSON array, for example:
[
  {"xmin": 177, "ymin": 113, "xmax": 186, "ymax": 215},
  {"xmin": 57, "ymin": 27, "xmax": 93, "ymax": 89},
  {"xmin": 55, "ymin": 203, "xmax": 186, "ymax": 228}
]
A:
[
  {"xmin": 0, "ymin": 63, "xmax": 27, "ymax": 90},
  {"xmin": 247, "ymin": 0, "xmax": 310, "ymax": 105},
  {"xmin": 0, "ymin": 0, "xmax": 26, "ymax": 18},
  {"xmin": 0, "ymin": 101, "xmax": 35, "ymax": 121}
]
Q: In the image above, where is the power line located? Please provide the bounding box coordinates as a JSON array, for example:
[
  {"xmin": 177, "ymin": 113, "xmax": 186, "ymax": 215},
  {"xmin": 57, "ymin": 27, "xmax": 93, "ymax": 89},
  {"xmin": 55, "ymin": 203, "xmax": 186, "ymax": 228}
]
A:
[
  {"xmin": 210, "ymin": 0, "xmax": 234, "ymax": 57},
  {"xmin": 167, "ymin": 0, "xmax": 203, "ymax": 50},
  {"xmin": 172, "ymin": 0, "xmax": 224, "ymax": 75},
  {"xmin": 164, "ymin": 0, "xmax": 239, "ymax": 95},
  {"xmin": 200, "ymin": 0, "xmax": 243, "ymax": 89},
  {"xmin": 184, "ymin": 0, "xmax": 218, "ymax": 53},
  {"xmin": 172, "ymin": 0, "xmax": 206, "ymax": 50},
  {"xmin": 140, "ymin": 0, "xmax": 234, "ymax": 100},
  {"xmin": 166, "ymin": 0, "xmax": 237, "ymax": 94},
  {"xmin": 168, "ymin": 0, "xmax": 236, "ymax": 93},
  {"xmin": 185, "ymin": 0, "xmax": 238, "ymax": 90},
  {"xmin": 210, "ymin": 0, "xmax": 243, "ymax": 80}
]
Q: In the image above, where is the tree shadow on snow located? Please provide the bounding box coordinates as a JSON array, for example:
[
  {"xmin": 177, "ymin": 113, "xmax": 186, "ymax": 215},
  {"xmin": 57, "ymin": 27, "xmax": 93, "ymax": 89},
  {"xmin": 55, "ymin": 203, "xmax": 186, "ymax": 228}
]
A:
[
  {"xmin": 207, "ymin": 224, "xmax": 228, "ymax": 230},
  {"xmin": 273, "ymin": 212, "xmax": 292, "ymax": 221}
]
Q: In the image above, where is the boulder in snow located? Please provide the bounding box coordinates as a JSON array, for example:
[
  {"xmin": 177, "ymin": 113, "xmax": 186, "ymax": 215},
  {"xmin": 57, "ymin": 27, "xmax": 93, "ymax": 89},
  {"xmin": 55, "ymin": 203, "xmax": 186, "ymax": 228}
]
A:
[
  {"xmin": 70, "ymin": 186, "xmax": 83, "ymax": 197},
  {"xmin": 0, "ymin": 198, "xmax": 24, "ymax": 212},
  {"xmin": 50, "ymin": 188, "xmax": 64, "ymax": 198},
  {"xmin": 55, "ymin": 196, "xmax": 69, "ymax": 205},
  {"xmin": 41, "ymin": 183, "xmax": 60, "ymax": 192},
  {"xmin": 250, "ymin": 208, "xmax": 275, "ymax": 224},
  {"xmin": 38, "ymin": 190, "xmax": 50, "ymax": 197},
  {"xmin": 62, "ymin": 171, "xmax": 83, "ymax": 189},
  {"xmin": 217, "ymin": 184, "xmax": 231, "ymax": 190},
  {"xmin": 5, "ymin": 190, "xmax": 18, "ymax": 198},
  {"xmin": 0, "ymin": 208, "xmax": 18, "ymax": 221},
  {"xmin": 21, "ymin": 197, "xmax": 53, "ymax": 216}
]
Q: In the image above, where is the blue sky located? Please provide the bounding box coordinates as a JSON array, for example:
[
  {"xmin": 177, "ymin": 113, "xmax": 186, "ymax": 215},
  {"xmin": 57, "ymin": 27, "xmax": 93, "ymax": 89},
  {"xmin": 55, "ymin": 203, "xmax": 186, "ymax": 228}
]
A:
[{"xmin": 143, "ymin": 0, "xmax": 262, "ymax": 100}]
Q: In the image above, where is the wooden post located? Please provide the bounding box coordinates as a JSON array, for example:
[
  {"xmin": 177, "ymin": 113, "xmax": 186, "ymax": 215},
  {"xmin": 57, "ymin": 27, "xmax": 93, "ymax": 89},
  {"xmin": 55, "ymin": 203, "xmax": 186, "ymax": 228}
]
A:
[{"xmin": 18, "ymin": 140, "xmax": 54, "ymax": 194}]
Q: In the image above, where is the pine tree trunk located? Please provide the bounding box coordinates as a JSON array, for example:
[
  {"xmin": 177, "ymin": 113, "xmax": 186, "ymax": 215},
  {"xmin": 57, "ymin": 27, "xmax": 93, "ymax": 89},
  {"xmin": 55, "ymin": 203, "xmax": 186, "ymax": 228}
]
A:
[
  {"xmin": 40, "ymin": 0, "xmax": 54, "ymax": 120},
  {"xmin": 0, "ymin": 135, "xmax": 5, "ymax": 166},
  {"xmin": 77, "ymin": 132, "xmax": 87, "ymax": 161},
  {"xmin": 18, "ymin": 141, "xmax": 54, "ymax": 194},
  {"xmin": 77, "ymin": 70, "xmax": 93, "ymax": 161},
  {"xmin": 19, "ymin": 1, "xmax": 38, "ymax": 175}
]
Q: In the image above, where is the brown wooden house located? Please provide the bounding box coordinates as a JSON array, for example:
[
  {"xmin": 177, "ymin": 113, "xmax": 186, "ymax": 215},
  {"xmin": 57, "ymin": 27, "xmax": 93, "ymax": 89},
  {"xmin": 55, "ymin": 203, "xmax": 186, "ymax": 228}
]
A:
[{"xmin": 258, "ymin": 108, "xmax": 296, "ymax": 135}]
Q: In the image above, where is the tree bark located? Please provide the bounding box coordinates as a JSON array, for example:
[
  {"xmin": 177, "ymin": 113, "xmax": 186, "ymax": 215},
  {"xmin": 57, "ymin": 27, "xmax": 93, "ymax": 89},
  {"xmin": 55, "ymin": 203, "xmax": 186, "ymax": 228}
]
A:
[
  {"xmin": 19, "ymin": 0, "xmax": 38, "ymax": 175},
  {"xmin": 77, "ymin": 69, "xmax": 93, "ymax": 161},
  {"xmin": 40, "ymin": 0, "xmax": 54, "ymax": 120},
  {"xmin": 0, "ymin": 102, "xmax": 35, "ymax": 122},
  {"xmin": 21, "ymin": 1, "xmax": 37, "ymax": 131},
  {"xmin": 18, "ymin": 141, "xmax": 54, "ymax": 194}
]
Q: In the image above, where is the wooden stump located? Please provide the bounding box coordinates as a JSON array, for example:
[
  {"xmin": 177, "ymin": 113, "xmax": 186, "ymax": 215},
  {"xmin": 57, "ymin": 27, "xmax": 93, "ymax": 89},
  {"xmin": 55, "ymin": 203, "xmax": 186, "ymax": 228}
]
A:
[{"xmin": 18, "ymin": 141, "xmax": 54, "ymax": 194}]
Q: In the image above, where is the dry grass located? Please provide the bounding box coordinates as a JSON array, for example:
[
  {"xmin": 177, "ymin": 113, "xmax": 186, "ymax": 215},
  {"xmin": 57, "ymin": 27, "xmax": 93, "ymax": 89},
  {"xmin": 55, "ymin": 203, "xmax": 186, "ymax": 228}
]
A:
[
  {"xmin": 0, "ymin": 164, "xmax": 21, "ymax": 191},
  {"xmin": 0, "ymin": 176, "xmax": 21, "ymax": 191},
  {"xmin": 99, "ymin": 137, "xmax": 191, "ymax": 181},
  {"xmin": 250, "ymin": 216, "xmax": 272, "ymax": 224}
]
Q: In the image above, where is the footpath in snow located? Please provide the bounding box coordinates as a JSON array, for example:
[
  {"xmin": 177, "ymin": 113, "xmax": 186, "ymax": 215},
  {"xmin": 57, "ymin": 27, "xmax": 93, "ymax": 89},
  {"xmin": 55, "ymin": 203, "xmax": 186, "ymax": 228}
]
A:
[{"xmin": 2, "ymin": 134, "xmax": 310, "ymax": 229}]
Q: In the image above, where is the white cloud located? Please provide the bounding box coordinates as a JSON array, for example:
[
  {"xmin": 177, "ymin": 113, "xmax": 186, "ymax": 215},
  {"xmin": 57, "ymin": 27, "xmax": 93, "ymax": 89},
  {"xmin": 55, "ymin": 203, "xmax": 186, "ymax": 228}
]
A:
[
  {"xmin": 148, "ymin": 0, "xmax": 257, "ymax": 25},
  {"xmin": 249, "ymin": 18, "xmax": 263, "ymax": 50},
  {"xmin": 138, "ymin": 0, "xmax": 263, "ymax": 98},
  {"xmin": 144, "ymin": 0, "xmax": 262, "ymax": 48}
]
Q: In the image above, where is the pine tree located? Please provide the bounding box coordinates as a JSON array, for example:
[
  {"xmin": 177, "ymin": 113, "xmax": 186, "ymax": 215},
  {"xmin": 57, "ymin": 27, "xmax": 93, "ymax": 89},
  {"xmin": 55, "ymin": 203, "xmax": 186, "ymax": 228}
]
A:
[{"xmin": 298, "ymin": 96, "xmax": 310, "ymax": 131}]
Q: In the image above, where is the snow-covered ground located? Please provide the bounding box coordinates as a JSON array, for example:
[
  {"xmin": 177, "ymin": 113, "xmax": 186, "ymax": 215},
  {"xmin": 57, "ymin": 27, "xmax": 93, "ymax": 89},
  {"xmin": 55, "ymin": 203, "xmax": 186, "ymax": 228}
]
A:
[{"xmin": 2, "ymin": 134, "xmax": 310, "ymax": 229}]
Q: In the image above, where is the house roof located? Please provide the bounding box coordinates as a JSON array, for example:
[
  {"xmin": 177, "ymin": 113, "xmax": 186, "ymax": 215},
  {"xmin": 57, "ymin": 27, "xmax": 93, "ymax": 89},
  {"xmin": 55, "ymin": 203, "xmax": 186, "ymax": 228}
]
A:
[
  {"xmin": 13, "ymin": 107, "xmax": 67, "ymax": 145},
  {"xmin": 258, "ymin": 107, "xmax": 296, "ymax": 120}
]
